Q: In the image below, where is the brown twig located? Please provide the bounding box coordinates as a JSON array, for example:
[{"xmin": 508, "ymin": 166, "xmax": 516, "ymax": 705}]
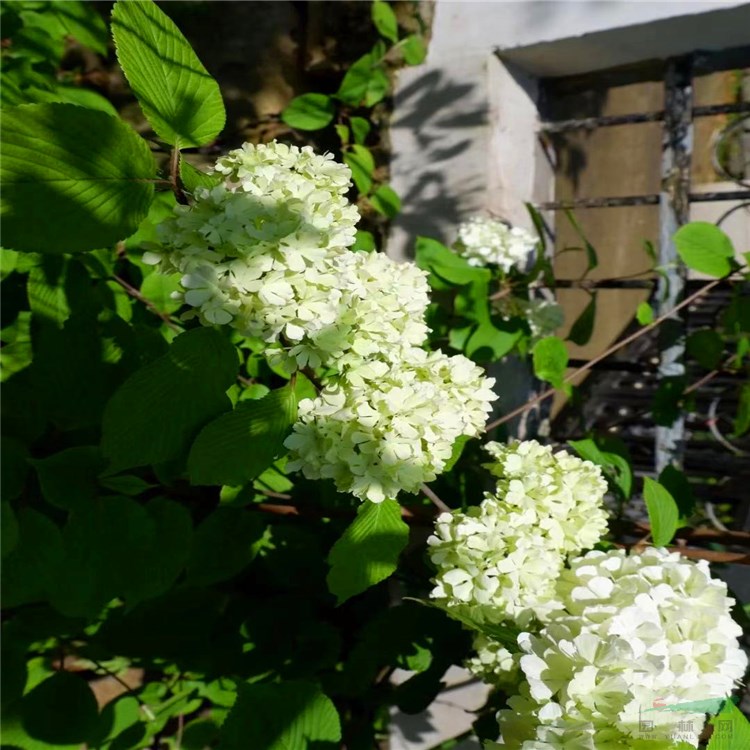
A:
[
  {"xmin": 111, "ymin": 274, "xmax": 181, "ymax": 330},
  {"xmin": 485, "ymin": 277, "xmax": 722, "ymax": 431},
  {"xmin": 420, "ymin": 483, "xmax": 450, "ymax": 512}
]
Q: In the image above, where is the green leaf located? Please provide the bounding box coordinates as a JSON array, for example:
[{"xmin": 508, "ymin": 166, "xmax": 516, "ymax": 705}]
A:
[
  {"xmin": 567, "ymin": 292, "xmax": 596, "ymax": 346},
  {"xmin": 415, "ymin": 236, "xmax": 490, "ymax": 288},
  {"xmin": 344, "ymin": 145, "xmax": 375, "ymax": 195},
  {"xmin": 643, "ymin": 477, "xmax": 679, "ymax": 547},
  {"xmin": 350, "ymin": 116, "xmax": 371, "ymax": 145},
  {"xmin": 674, "ymin": 222, "xmax": 735, "ymax": 278},
  {"xmin": 658, "ymin": 464, "xmax": 695, "ymax": 522},
  {"xmin": 465, "ymin": 320, "xmax": 520, "ymax": 362},
  {"xmin": 31, "ymin": 446, "xmax": 104, "ymax": 512},
  {"xmin": 532, "ymin": 336, "xmax": 568, "ymax": 389},
  {"xmin": 0, "ymin": 311, "xmax": 33, "ymax": 382},
  {"xmin": 352, "ymin": 229, "xmax": 376, "ymax": 253},
  {"xmin": 20, "ymin": 672, "xmax": 99, "ymax": 745},
  {"xmin": 188, "ymin": 383, "xmax": 297, "ymax": 486},
  {"xmin": 444, "ymin": 436, "xmax": 470, "ymax": 473},
  {"xmin": 53, "ymin": 1, "xmax": 109, "ymax": 55},
  {"xmin": 2, "ymin": 508, "xmax": 64, "ymax": 609},
  {"xmin": 564, "ymin": 209, "xmax": 597, "ymax": 271},
  {"xmin": 686, "ymin": 328, "xmax": 724, "ymax": 369},
  {"xmin": 2, "ymin": 502, "xmax": 20, "ymax": 559},
  {"xmin": 734, "ymin": 382, "xmax": 750, "ymax": 437},
  {"xmin": 1, "ymin": 437, "xmax": 30, "ymax": 502},
  {"xmin": 372, "ymin": 1, "xmax": 398, "ymax": 42},
  {"xmin": 1, "ymin": 103, "xmax": 156, "ymax": 253},
  {"xmin": 327, "ymin": 499, "xmax": 409, "ymax": 605},
  {"xmin": 337, "ymin": 47, "xmax": 390, "ymax": 107},
  {"xmin": 111, "ymin": 0, "xmax": 225, "ymax": 148},
  {"xmin": 140, "ymin": 270, "xmax": 182, "ymax": 314},
  {"xmin": 186, "ymin": 507, "xmax": 266, "ymax": 587},
  {"xmin": 402, "ymin": 34, "xmax": 427, "ymax": 65},
  {"xmin": 99, "ymin": 474, "xmax": 157, "ymax": 496},
  {"xmin": 334, "ymin": 123, "xmax": 349, "ymax": 145},
  {"xmin": 707, "ymin": 698, "xmax": 750, "ymax": 750},
  {"xmin": 636, "ymin": 301, "xmax": 654, "ymax": 325},
  {"xmin": 219, "ymin": 681, "xmax": 340, "ymax": 750},
  {"xmin": 179, "ymin": 157, "xmax": 222, "ymax": 193},
  {"xmin": 370, "ymin": 184, "xmax": 401, "ymax": 218},
  {"xmin": 281, "ymin": 93, "xmax": 335, "ymax": 131},
  {"xmin": 101, "ymin": 328, "xmax": 238, "ymax": 472},
  {"xmin": 569, "ymin": 437, "xmax": 633, "ymax": 500}
]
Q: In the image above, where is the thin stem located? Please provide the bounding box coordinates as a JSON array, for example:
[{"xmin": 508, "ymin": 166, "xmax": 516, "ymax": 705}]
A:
[
  {"xmin": 112, "ymin": 274, "xmax": 181, "ymax": 331},
  {"xmin": 170, "ymin": 147, "xmax": 188, "ymax": 205},
  {"xmin": 485, "ymin": 277, "xmax": 722, "ymax": 431},
  {"xmin": 421, "ymin": 483, "xmax": 450, "ymax": 512},
  {"xmin": 89, "ymin": 659, "xmax": 156, "ymax": 721}
]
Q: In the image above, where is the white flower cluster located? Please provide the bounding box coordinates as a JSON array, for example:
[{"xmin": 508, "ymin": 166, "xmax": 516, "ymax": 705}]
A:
[
  {"xmin": 428, "ymin": 441, "xmax": 609, "ymax": 628},
  {"xmin": 284, "ymin": 350, "xmax": 497, "ymax": 502},
  {"xmin": 455, "ymin": 217, "xmax": 537, "ymax": 272},
  {"xmin": 493, "ymin": 548, "xmax": 748, "ymax": 749},
  {"xmin": 466, "ymin": 634, "xmax": 521, "ymax": 689},
  {"xmin": 145, "ymin": 141, "xmax": 429, "ymax": 370}
]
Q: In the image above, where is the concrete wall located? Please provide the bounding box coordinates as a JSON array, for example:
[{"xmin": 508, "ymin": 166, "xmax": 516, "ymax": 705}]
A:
[{"xmin": 388, "ymin": 0, "xmax": 750, "ymax": 259}]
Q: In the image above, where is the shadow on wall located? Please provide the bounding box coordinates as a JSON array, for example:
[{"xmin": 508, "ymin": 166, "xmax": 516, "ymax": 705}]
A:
[{"xmin": 391, "ymin": 68, "xmax": 487, "ymax": 258}]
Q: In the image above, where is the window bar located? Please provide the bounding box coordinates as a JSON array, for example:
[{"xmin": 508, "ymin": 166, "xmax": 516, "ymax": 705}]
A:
[
  {"xmin": 536, "ymin": 189, "xmax": 750, "ymax": 211},
  {"xmin": 655, "ymin": 57, "xmax": 693, "ymax": 473}
]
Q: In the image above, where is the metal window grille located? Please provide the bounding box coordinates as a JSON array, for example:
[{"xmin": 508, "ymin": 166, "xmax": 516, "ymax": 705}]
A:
[{"xmin": 535, "ymin": 47, "xmax": 750, "ymax": 515}]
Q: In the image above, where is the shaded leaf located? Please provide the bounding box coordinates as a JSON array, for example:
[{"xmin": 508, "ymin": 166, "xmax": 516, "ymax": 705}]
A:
[
  {"xmin": 686, "ymin": 328, "xmax": 724, "ymax": 370},
  {"xmin": 327, "ymin": 499, "xmax": 408, "ymax": 605},
  {"xmin": 350, "ymin": 116, "xmax": 371, "ymax": 145},
  {"xmin": 370, "ymin": 184, "xmax": 401, "ymax": 218},
  {"xmin": 101, "ymin": 328, "xmax": 238, "ymax": 471},
  {"xmin": 219, "ymin": 681, "xmax": 340, "ymax": 750},
  {"xmin": 567, "ymin": 292, "xmax": 596, "ymax": 346},
  {"xmin": 188, "ymin": 383, "xmax": 297, "ymax": 486},
  {"xmin": 31, "ymin": 446, "xmax": 104, "ymax": 512},
  {"xmin": 344, "ymin": 144, "xmax": 375, "ymax": 195},
  {"xmin": 1, "ymin": 103, "xmax": 155, "ymax": 253}
]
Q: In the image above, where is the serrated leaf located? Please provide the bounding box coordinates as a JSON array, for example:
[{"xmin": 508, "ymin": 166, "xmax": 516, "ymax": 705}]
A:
[
  {"xmin": 111, "ymin": 0, "xmax": 225, "ymax": 148},
  {"xmin": 686, "ymin": 328, "xmax": 724, "ymax": 369},
  {"xmin": 282, "ymin": 93, "xmax": 335, "ymax": 131},
  {"xmin": 567, "ymin": 292, "xmax": 596, "ymax": 345},
  {"xmin": 53, "ymin": 1, "xmax": 109, "ymax": 55},
  {"xmin": 643, "ymin": 477, "xmax": 679, "ymax": 547},
  {"xmin": 402, "ymin": 34, "xmax": 427, "ymax": 65},
  {"xmin": 188, "ymin": 383, "xmax": 297, "ymax": 486},
  {"xmin": 372, "ymin": 0, "xmax": 398, "ymax": 42},
  {"xmin": 370, "ymin": 184, "xmax": 401, "ymax": 218},
  {"xmin": 101, "ymin": 328, "xmax": 238, "ymax": 472},
  {"xmin": 707, "ymin": 698, "xmax": 750, "ymax": 750},
  {"xmin": 532, "ymin": 336, "xmax": 568, "ymax": 389},
  {"xmin": 186, "ymin": 507, "xmax": 266, "ymax": 587},
  {"xmin": 20, "ymin": 672, "xmax": 99, "ymax": 745},
  {"xmin": 31, "ymin": 446, "xmax": 104, "ymax": 512},
  {"xmin": 327, "ymin": 499, "xmax": 409, "ymax": 605},
  {"xmin": 2, "ymin": 508, "xmax": 64, "ymax": 609},
  {"xmin": 1, "ymin": 103, "xmax": 155, "ymax": 253},
  {"xmin": 219, "ymin": 681, "xmax": 340, "ymax": 750},
  {"xmin": 636, "ymin": 301, "xmax": 654, "ymax": 325},
  {"xmin": 675, "ymin": 222, "xmax": 734, "ymax": 278}
]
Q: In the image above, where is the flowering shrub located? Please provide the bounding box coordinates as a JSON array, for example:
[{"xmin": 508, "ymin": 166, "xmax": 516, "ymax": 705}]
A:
[
  {"xmin": 1, "ymin": 1, "xmax": 748, "ymax": 748},
  {"xmin": 455, "ymin": 216, "xmax": 538, "ymax": 272}
]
